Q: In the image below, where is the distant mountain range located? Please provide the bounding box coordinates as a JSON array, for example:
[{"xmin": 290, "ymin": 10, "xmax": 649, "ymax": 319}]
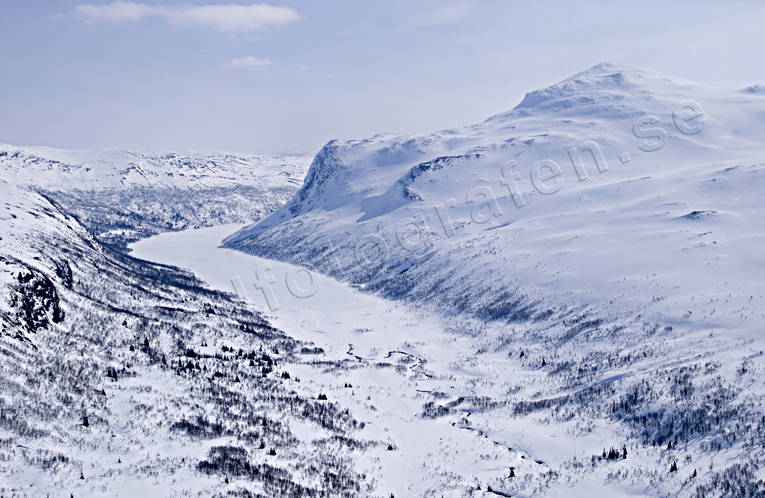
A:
[{"xmin": 1, "ymin": 145, "xmax": 309, "ymax": 248}]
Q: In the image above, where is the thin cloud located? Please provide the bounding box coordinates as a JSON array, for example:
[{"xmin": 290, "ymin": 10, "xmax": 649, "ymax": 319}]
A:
[
  {"xmin": 76, "ymin": 1, "xmax": 157, "ymax": 22},
  {"xmin": 225, "ymin": 56, "xmax": 272, "ymax": 68},
  {"xmin": 75, "ymin": 1, "xmax": 298, "ymax": 32},
  {"xmin": 413, "ymin": 3, "xmax": 471, "ymax": 26}
]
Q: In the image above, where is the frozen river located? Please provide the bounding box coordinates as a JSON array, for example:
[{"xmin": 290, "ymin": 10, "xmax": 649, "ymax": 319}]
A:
[
  {"xmin": 130, "ymin": 224, "xmax": 444, "ymax": 359},
  {"xmin": 129, "ymin": 224, "xmax": 613, "ymax": 496}
]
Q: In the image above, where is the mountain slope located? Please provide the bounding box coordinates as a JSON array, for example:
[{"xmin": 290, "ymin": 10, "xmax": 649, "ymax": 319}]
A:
[
  {"xmin": 225, "ymin": 62, "xmax": 765, "ymax": 337},
  {"xmin": 0, "ymin": 178, "xmax": 378, "ymax": 497},
  {"xmin": 223, "ymin": 63, "xmax": 765, "ymax": 495}
]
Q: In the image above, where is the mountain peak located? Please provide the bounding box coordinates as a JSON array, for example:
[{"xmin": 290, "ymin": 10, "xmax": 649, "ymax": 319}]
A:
[
  {"xmin": 571, "ymin": 61, "xmax": 637, "ymax": 77},
  {"xmin": 742, "ymin": 83, "xmax": 765, "ymax": 94},
  {"xmin": 513, "ymin": 62, "xmax": 647, "ymax": 112}
]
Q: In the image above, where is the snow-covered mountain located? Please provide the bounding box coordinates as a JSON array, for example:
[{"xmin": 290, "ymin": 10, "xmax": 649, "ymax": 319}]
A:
[
  {"xmin": 225, "ymin": 62, "xmax": 765, "ymax": 336},
  {"xmin": 223, "ymin": 63, "xmax": 765, "ymax": 494},
  {"xmin": 1, "ymin": 145, "xmax": 309, "ymax": 248}
]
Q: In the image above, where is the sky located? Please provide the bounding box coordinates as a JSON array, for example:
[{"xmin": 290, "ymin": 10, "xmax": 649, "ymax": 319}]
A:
[{"xmin": 1, "ymin": 0, "xmax": 764, "ymax": 155}]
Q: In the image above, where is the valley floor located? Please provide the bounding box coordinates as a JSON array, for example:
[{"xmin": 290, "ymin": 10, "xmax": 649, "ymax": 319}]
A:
[{"xmin": 130, "ymin": 226, "xmax": 684, "ymax": 496}]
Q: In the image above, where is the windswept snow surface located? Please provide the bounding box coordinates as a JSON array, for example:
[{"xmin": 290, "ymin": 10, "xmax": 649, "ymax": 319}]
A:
[{"xmin": 221, "ymin": 63, "xmax": 765, "ymax": 494}]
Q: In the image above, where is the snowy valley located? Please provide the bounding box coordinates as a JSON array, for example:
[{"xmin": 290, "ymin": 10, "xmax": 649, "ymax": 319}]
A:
[{"xmin": 2, "ymin": 63, "xmax": 765, "ymax": 497}]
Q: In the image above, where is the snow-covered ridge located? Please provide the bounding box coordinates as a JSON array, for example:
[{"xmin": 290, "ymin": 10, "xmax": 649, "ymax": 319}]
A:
[
  {"xmin": 0, "ymin": 144, "xmax": 306, "ymax": 190},
  {"xmin": 230, "ymin": 63, "xmax": 765, "ymax": 247}
]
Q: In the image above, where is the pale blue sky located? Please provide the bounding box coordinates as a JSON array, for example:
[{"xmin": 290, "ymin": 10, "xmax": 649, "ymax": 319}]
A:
[{"xmin": 2, "ymin": 1, "xmax": 764, "ymax": 154}]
